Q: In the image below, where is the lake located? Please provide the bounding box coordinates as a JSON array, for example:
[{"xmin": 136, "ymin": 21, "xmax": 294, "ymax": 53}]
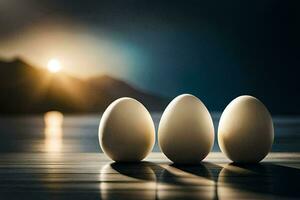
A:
[{"xmin": 0, "ymin": 112, "xmax": 299, "ymax": 153}]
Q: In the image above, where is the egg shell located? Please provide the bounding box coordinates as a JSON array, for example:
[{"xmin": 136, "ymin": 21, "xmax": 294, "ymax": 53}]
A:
[
  {"xmin": 158, "ymin": 94, "xmax": 214, "ymax": 164},
  {"xmin": 99, "ymin": 97, "xmax": 155, "ymax": 162},
  {"xmin": 218, "ymin": 95, "xmax": 274, "ymax": 163}
]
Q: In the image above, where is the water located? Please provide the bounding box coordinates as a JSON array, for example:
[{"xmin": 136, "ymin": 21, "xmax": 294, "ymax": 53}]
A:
[{"xmin": 0, "ymin": 112, "xmax": 299, "ymax": 153}]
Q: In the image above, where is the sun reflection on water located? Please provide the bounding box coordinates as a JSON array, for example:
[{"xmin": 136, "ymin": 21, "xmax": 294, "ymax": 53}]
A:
[{"xmin": 44, "ymin": 111, "xmax": 63, "ymax": 153}]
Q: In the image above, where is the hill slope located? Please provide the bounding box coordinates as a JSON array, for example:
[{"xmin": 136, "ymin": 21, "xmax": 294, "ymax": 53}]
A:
[{"xmin": 0, "ymin": 58, "xmax": 169, "ymax": 113}]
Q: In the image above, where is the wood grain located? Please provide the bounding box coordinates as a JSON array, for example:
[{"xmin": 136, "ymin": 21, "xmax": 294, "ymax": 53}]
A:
[{"xmin": 0, "ymin": 152, "xmax": 299, "ymax": 200}]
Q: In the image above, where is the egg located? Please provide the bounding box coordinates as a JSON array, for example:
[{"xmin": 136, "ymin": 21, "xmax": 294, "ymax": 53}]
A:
[
  {"xmin": 218, "ymin": 95, "xmax": 274, "ymax": 163},
  {"xmin": 158, "ymin": 94, "xmax": 214, "ymax": 164},
  {"xmin": 99, "ymin": 97, "xmax": 155, "ymax": 162}
]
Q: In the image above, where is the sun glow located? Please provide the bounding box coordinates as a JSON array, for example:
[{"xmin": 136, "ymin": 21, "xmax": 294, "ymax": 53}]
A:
[{"xmin": 47, "ymin": 58, "xmax": 62, "ymax": 73}]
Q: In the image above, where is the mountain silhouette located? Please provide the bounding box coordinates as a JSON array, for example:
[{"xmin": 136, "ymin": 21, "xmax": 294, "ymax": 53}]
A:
[{"xmin": 0, "ymin": 58, "xmax": 169, "ymax": 114}]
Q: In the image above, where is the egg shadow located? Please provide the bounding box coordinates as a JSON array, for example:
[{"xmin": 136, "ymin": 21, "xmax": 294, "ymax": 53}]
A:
[
  {"xmin": 217, "ymin": 163, "xmax": 300, "ymax": 199},
  {"xmin": 156, "ymin": 163, "xmax": 218, "ymax": 200},
  {"xmin": 170, "ymin": 162, "xmax": 222, "ymax": 182},
  {"xmin": 100, "ymin": 161, "xmax": 222, "ymax": 200},
  {"xmin": 110, "ymin": 161, "xmax": 161, "ymax": 181},
  {"xmin": 99, "ymin": 162, "xmax": 161, "ymax": 200}
]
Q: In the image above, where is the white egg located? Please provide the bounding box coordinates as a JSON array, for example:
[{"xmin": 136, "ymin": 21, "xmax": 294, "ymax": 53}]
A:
[
  {"xmin": 158, "ymin": 94, "xmax": 214, "ymax": 164},
  {"xmin": 99, "ymin": 97, "xmax": 155, "ymax": 162},
  {"xmin": 218, "ymin": 95, "xmax": 274, "ymax": 163}
]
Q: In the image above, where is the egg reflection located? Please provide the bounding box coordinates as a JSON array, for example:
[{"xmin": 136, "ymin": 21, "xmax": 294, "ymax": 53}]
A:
[
  {"xmin": 44, "ymin": 111, "xmax": 63, "ymax": 153},
  {"xmin": 217, "ymin": 164, "xmax": 272, "ymax": 199},
  {"xmin": 157, "ymin": 164, "xmax": 216, "ymax": 200},
  {"xmin": 99, "ymin": 162, "xmax": 157, "ymax": 200}
]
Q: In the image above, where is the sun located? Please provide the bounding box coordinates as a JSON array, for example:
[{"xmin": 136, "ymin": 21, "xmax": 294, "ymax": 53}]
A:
[{"xmin": 47, "ymin": 59, "xmax": 62, "ymax": 73}]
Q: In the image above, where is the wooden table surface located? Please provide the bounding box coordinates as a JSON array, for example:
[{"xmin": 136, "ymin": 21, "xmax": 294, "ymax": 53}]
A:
[{"xmin": 0, "ymin": 152, "xmax": 299, "ymax": 200}]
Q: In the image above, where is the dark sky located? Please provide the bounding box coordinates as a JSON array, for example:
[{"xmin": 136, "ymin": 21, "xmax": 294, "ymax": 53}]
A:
[{"xmin": 0, "ymin": 0, "xmax": 299, "ymax": 114}]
